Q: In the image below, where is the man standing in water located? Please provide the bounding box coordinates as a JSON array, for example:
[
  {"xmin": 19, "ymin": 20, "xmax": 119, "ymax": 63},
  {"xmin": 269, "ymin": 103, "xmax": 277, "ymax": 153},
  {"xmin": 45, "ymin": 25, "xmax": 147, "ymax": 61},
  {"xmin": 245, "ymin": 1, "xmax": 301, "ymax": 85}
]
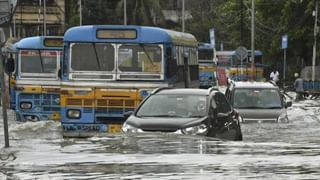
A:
[
  {"xmin": 270, "ymin": 70, "xmax": 280, "ymax": 85},
  {"xmin": 294, "ymin": 73, "xmax": 304, "ymax": 101}
]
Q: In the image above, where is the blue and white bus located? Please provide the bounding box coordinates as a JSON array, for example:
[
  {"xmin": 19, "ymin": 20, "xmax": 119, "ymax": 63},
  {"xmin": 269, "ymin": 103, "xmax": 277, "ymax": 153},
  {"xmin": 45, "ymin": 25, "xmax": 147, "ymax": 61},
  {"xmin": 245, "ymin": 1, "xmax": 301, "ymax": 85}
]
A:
[
  {"xmin": 60, "ymin": 25, "xmax": 199, "ymax": 134},
  {"xmin": 11, "ymin": 36, "xmax": 63, "ymax": 121},
  {"xmin": 198, "ymin": 43, "xmax": 217, "ymax": 88}
]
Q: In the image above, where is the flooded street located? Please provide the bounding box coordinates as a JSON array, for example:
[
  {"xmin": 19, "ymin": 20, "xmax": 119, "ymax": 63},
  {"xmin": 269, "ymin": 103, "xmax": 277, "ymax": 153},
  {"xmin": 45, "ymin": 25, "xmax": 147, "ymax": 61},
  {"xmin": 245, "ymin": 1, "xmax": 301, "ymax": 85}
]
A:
[{"xmin": 1, "ymin": 98, "xmax": 320, "ymax": 179}]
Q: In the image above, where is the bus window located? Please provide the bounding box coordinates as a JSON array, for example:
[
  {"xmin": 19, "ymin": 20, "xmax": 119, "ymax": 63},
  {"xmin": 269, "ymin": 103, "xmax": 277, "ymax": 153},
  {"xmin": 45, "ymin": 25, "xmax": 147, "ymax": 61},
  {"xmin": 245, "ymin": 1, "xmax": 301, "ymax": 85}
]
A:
[
  {"xmin": 20, "ymin": 50, "xmax": 57, "ymax": 74},
  {"xmin": 118, "ymin": 44, "xmax": 162, "ymax": 73}
]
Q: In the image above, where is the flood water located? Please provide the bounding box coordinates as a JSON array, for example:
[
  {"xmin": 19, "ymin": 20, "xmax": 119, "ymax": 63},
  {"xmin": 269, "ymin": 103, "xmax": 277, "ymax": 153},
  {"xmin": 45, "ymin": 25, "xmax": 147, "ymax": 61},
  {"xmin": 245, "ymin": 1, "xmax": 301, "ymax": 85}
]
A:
[{"xmin": 1, "ymin": 97, "xmax": 320, "ymax": 179}]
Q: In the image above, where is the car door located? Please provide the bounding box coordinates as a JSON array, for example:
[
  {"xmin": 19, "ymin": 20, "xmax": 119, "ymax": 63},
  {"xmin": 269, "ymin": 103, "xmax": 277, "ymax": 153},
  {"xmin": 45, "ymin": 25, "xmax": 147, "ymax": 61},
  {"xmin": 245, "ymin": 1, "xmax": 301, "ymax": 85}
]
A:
[{"xmin": 214, "ymin": 92, "xmax": 233, "ymax": 127}]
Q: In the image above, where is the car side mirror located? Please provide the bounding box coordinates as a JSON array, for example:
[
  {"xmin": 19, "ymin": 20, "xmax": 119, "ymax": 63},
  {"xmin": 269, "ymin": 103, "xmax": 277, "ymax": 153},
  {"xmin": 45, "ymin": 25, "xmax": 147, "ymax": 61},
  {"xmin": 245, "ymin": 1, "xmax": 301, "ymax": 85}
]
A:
[
  {"xmin": 5, "ymin": 57, "xmax": 14, "ymax": 73},
  {"xmin": 123, "ymin": 111, "xmax": 133, "ymax": 120},
  {"xmin": 285, "ymin": 101, "xmax": 292, "ymax": 108}
]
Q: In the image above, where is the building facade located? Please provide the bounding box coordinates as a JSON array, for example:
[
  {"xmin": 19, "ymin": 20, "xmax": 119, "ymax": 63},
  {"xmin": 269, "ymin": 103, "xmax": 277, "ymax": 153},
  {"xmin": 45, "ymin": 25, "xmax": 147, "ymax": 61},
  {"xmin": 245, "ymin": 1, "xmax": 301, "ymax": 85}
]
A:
[{"xmin": 12, "ymin": 0, "xmax": 65, "ymax": 38}]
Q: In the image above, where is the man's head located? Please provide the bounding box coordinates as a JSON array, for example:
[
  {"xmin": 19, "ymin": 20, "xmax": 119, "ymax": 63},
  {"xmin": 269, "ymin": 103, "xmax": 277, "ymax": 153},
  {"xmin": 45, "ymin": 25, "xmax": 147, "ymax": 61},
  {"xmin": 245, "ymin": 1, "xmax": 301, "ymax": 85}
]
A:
[{"xmin": 294, "ymin": 73, "xmax": 299, "ymax": 78}]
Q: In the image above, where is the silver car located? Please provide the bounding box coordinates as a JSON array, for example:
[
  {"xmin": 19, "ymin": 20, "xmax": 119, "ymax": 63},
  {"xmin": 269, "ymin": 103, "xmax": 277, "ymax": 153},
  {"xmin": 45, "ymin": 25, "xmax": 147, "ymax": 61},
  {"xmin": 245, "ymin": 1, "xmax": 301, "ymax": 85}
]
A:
[{"xmin": 225, "ymin": 81, "xmax": 292, "ymax": 123}]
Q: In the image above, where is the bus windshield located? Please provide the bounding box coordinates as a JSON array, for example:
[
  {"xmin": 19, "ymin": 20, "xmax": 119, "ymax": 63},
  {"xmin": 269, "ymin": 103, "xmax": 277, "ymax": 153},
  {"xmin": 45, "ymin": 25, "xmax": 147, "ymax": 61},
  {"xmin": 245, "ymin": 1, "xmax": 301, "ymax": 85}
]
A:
[
  {"xmin": 20, "ymin": 50, "xmax": 58, "ymax": 74},
  {"xmin": 198, "ymin": 48, "xmax": 213, "ymax": 62},
  {"xmin": 71, "ymin": 43, "xmax": 115, "ymax": 71},
  {"xmin": 118, "ymin": 44, "xmax": 162, "ymax": 73}
]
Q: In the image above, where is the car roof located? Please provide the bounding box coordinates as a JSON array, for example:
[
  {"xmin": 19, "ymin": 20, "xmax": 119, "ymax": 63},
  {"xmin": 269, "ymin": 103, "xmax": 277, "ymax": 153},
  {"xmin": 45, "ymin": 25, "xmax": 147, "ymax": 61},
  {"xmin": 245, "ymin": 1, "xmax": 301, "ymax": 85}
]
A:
[
  {"xmin": 232, "ymin": 81, "xmax": 278, "ymax": 89},
  {"xmin": 154, "ymin": 88, "xmax": 219, "ymax": 96}
]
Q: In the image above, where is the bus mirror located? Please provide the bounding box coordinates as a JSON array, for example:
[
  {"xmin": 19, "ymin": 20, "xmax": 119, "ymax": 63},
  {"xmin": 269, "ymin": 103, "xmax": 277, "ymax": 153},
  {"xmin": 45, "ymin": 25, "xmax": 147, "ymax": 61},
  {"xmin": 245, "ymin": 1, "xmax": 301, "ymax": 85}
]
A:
[{"xmin": 5, "ymin": 57, "xmax": 14, "ymax": 73}]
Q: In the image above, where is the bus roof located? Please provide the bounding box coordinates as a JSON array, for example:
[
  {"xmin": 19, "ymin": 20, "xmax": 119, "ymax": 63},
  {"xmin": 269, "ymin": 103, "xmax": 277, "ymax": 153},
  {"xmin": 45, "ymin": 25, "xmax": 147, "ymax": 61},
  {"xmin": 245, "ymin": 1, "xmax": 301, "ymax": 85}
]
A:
[
  {"xmin": 64, "ymin": 25, "xmax": 198, "ymax": 46},
  {"xmin": 15, "ymin": 36, "xmax": 63, "ymax": 50}
]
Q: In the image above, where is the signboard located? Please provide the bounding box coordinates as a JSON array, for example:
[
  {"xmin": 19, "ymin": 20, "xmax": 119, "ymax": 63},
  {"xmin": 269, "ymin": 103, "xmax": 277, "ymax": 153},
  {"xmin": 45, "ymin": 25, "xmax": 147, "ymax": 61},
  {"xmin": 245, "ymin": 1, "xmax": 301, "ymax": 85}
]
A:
[
  {"xmin": 281, "ymin": 34, "xmax": 288, "ymax": 49},
  {"xmin": 209, "ymin": 28, "xmax": 215, "ymax": 48},
  {"xmin": 235, "ymin": 46, "xmax": 248, "ymax": 60}
]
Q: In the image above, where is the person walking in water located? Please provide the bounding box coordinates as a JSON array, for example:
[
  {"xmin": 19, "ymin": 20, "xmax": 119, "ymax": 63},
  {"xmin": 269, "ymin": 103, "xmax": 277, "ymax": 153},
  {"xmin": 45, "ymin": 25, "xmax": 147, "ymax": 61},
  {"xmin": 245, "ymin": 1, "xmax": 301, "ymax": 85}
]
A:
[
  {"xmin": 270, "ymin": 70, "xmax": 280, "ymax": 85},
  {"xmin": 294, "ymin": 73, "xmax": 304, "ymax": 101}
]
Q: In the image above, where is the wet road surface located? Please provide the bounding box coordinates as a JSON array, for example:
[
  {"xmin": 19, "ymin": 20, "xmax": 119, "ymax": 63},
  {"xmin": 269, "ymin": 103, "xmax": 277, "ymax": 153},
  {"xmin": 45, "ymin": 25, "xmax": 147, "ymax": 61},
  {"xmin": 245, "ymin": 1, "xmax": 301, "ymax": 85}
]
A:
[{"xmin": 1, "ymin": 98, "xmax": 320, "ymax": 179}]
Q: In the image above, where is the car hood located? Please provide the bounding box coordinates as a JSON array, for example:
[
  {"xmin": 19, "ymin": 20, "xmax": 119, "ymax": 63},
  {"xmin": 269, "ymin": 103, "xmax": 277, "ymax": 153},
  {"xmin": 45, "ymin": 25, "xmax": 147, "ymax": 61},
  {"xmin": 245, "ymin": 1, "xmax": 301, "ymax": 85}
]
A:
[
  {"xmin": 236, "ymin": 108, "xmax": 286, "ymax": 121},
  {"xmin": 126, "ymin": 116, "xmax": 207, "ymax": 132}
]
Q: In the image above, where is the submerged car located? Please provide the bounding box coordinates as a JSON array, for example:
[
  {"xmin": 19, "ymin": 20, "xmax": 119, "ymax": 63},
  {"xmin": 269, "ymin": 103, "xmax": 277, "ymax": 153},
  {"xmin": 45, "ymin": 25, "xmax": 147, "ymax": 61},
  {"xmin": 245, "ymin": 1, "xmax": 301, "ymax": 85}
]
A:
[
  {"xmin": 122, "ymin": 88, "xmax": 243, "ymax": 141},
  {"xmin": 225, "ymin": 81, "xmax": 292, "ymax": 123}
]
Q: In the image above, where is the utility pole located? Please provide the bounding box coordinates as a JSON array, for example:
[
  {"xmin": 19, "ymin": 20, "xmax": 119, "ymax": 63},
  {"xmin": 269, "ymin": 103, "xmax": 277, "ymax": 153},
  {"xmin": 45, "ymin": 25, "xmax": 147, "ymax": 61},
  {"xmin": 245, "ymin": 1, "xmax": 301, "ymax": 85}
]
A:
[
  {"xmin": 38, "ymin": 0, "xmax": 41, "ymax": 35},
  {"xmin": 240, "ymin": 0, "xmax": 244, "ymax": 45},
  {"xmin": 79, "ymin": 0, "xmax": 82, "ymax": 26},
  {"xmin": 124, "ymin": 0, "xmax": 127, "ymax": 25},
  {"xmin": 0, "ymin": 38, "xmax": 9, "ymax": 148},
  {"xmin": 0, "ymin": 0, "xmax": 18, "ymax": 148},
  {"xmin": 182, "ymin": 0, "xmax": 185, "ymax": 32},
  {"xmin": 312, "ymin": 0, "xmax": 318, "ymax": 82},
  {"xmin": 43, "ymin": 0, "xmax": 46, "ymax": 35},
  {"xmin": 251, "ymin": 0, "xmax": 255, "ymax": 80}
]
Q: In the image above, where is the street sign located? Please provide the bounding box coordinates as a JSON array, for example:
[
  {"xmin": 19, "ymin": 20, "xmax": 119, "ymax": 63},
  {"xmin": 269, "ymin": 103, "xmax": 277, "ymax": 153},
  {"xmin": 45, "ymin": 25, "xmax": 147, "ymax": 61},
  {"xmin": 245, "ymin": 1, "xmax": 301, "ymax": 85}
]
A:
[
  {"xmin": 235, "ymin": 46, "xmax": 248, "ymax": 60},
  {"xmin": 282, "ymin": 34, "xmax": 288, "ymax": 49},
  {"xmin": 235, "ymin": 46, "xmax": 248, "ymax": 76},
  {"xmin": 209, "ymin": 28, "xmax": 215, "ymax": 48}
]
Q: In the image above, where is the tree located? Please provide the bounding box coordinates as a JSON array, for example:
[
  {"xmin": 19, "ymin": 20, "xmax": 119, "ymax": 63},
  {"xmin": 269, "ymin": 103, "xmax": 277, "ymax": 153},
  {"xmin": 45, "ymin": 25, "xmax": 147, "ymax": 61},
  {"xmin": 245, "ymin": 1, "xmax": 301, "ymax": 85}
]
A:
[{"xmin": 116, "ymin": 0, "xmax": 165, "ymax": 26}]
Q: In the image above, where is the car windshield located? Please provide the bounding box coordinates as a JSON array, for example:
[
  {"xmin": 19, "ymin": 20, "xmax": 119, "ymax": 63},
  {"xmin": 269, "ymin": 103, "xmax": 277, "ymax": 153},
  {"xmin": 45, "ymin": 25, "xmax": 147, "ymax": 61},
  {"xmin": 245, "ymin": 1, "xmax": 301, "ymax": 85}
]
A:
[
  {"xmin": 233, "ymin": 88, "xmax": 282, "ymax": 109},
  {"xmin": 20, "ymin": 50, "xmax": 58, "ymax": 74},
  {"xmin": 136, "ymin": 94, "xmax": 208, "ymax": 118}
]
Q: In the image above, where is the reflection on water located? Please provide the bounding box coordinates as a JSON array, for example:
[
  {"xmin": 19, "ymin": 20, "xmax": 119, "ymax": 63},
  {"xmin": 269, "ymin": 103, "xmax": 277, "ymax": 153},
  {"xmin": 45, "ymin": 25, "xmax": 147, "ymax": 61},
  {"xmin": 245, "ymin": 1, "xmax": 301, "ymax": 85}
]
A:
[{"xmin": 1, "ymin": 100, "xmax": 320, "ymax": 179}]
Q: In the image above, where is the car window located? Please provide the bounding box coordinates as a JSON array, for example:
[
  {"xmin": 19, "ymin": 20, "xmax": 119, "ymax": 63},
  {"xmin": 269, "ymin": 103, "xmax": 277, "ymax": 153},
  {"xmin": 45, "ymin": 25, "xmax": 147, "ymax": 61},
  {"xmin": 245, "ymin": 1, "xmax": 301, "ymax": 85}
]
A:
[
  {"xmin": 214, "ymin": 93, "xmax": 231, "ymax": 113},
  {"xmin": 233, "ymin": 88, "xmax": 282, "ymax": 109},
  {"xmin": 136, "ymin": 94, "xmax": 208, "ymax": 117}
]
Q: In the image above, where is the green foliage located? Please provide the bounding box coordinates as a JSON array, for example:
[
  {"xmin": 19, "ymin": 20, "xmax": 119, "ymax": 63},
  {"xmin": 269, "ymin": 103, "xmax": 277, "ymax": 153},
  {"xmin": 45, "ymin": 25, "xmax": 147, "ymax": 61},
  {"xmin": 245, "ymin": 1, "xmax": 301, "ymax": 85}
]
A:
[{"xmin": 65, "ymin": 0, "xmax": 319, "ymax": 81}]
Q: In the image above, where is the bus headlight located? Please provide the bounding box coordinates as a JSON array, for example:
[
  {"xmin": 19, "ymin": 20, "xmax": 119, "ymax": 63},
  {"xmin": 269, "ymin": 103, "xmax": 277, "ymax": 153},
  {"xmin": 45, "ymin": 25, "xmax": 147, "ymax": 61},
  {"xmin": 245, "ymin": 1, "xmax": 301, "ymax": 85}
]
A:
[
  {"xmin": 20, "ymin": 102, "xmax": 32, "ymax": 109},
  {"xmin": 122, "ymin": 123, "xmax": 143, "ymax": 133},
  {"xmin": 277, "ymin": 113, "xmax": 289, "ymax": 123},
  {"xmin": 182, "ymin": 124, "xmax": 208, "ymax": 135},
  {"xmin": 67, "ymin": 109, "xmax": 81, "ymax": 119}
]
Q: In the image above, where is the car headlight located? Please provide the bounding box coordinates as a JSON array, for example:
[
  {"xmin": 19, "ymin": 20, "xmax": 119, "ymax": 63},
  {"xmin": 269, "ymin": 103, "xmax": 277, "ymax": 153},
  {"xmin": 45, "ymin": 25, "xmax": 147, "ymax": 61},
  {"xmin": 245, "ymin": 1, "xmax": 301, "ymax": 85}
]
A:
[
  {"xmin": 67, "ymin": 109, "xmax": 81, "ymax": 119},
  {"xmin": 122, "ymin": 123, "xmax": 143, "ymax": 133},
  {"xmin": 20, "ymin": 102, "xmax": 32, "ymax": 109},
  {"xmin": 182, "ymin": 124, "xmax": 208, "ymax": 135},
  {"xmin": 277, "ymin": 113, "xmax": 288, "ymax": 123}
]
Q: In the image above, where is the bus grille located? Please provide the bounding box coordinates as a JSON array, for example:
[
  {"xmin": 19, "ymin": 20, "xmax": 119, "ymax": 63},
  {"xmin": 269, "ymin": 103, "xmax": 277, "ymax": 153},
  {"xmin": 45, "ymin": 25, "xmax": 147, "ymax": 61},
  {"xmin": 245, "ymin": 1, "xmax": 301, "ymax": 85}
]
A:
[
  {"xmin": 97, "ymin": 99, "xmax": 135, "ymax": 107},
  {"xmin": 19, "ymin": 93, "xmax": 60, "ymax": 112},
  {"xmin": 66, "ymin": 99, "xmax": 82, "ymax": 106},
  {"xmin": 66, "ymin": 99, "xmax": 136, "ymax": 107}
]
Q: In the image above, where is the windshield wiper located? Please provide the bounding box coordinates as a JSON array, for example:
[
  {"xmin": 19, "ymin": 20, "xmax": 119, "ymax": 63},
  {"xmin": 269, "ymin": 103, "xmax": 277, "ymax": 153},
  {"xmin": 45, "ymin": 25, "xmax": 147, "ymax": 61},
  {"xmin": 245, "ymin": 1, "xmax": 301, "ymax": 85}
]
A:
[
  {"xmin": 236, "ymin": 106, "xmax": 261, "ymax": 109},
  {"xmin": 138, "ymin": 115, "xmax": 184, "ymax": 118},
  {"xmin": 92, "ymin": 43, "xmax": 101, "ymax": 70},
  {"xmin": 264, "ymin": 106, "xmax": 282, "ymax": 109},
  {"xmin": 38, "ymin": 50, "xmax": 44, "ymax": 73},
  {"xmin": 139, "ymin": 44, "xmax": 154, "ymax": 65}
]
